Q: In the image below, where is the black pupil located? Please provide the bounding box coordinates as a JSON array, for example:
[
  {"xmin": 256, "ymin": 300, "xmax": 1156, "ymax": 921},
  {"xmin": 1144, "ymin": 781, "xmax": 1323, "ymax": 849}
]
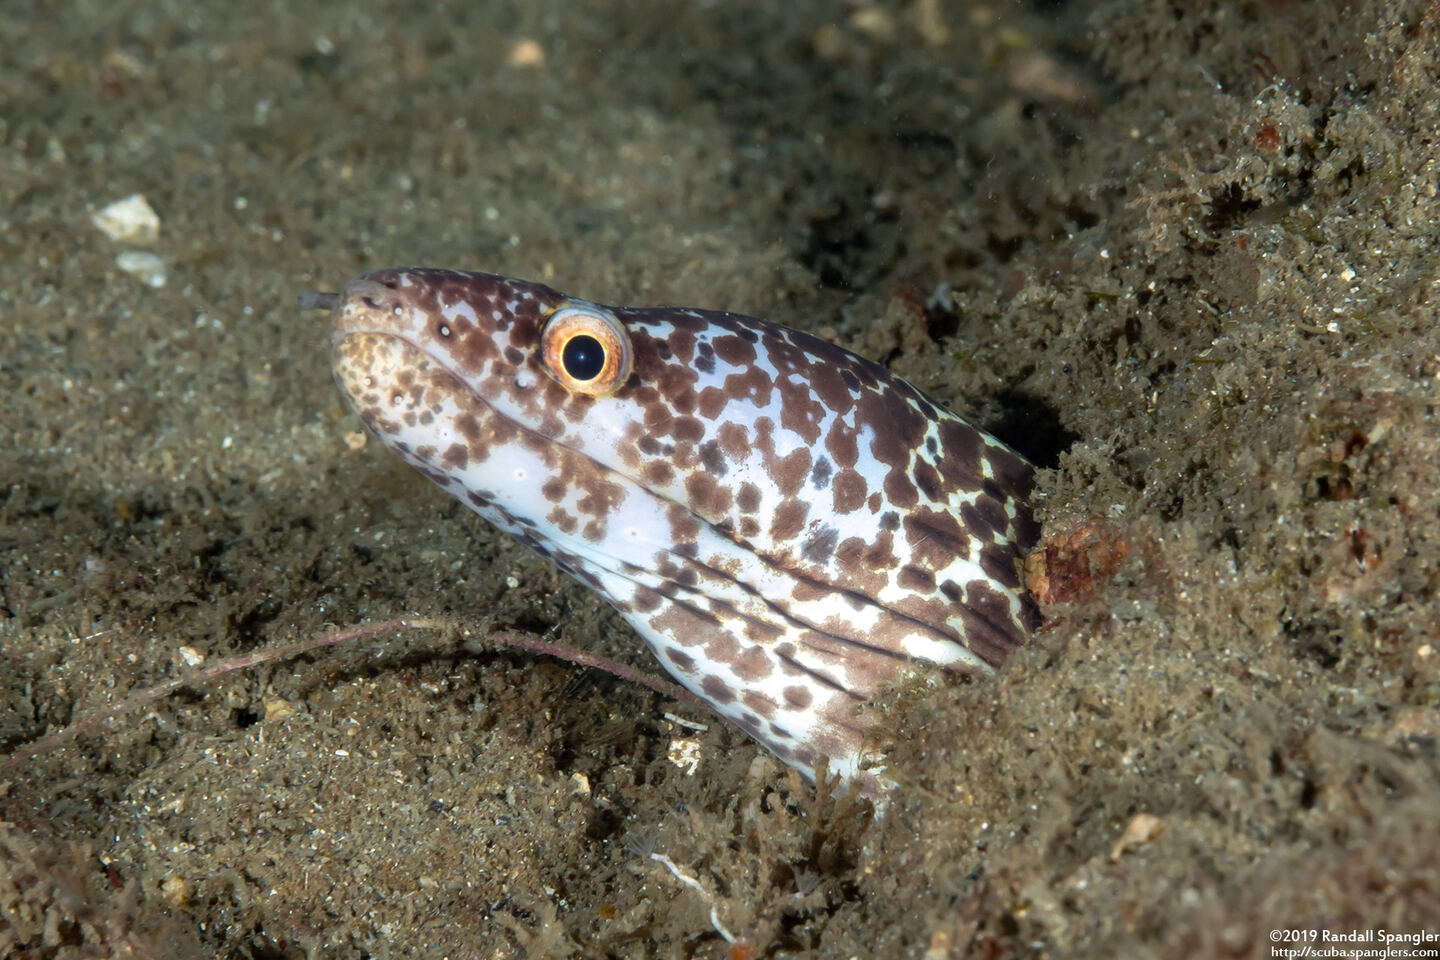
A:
[{"xmin": 562, "ymin": 335, "xmax": 606, "ymax": 381}]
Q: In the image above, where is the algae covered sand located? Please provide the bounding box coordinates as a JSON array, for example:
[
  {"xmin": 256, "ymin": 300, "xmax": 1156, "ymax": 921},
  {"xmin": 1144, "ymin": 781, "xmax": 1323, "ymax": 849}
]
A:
[{"xmin": 3, "ymin": 0, "xmax": 1437, "ymax": 956}]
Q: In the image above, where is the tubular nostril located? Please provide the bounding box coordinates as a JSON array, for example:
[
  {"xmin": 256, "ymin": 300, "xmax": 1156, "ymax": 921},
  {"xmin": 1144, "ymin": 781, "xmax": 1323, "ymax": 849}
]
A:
[{"xmin": 296, "ymin": 291, "xmax": 339, "ymax": 311}]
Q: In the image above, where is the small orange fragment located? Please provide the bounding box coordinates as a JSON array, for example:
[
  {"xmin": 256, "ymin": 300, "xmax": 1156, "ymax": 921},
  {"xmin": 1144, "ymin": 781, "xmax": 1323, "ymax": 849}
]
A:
[
  {"xmin": 728, "ymin": 940, "xmax": 756, "ymax": 960},
  {"xmin": 1025, "ymin": 521, "xmax": 1130, "ymax": 607}
]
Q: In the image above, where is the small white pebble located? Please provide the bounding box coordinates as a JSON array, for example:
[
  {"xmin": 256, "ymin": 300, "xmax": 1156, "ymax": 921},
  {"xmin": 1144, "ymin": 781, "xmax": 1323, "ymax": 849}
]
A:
[
  {"xmin": 507, "ymin": 39, "xmax": 545, "ymax": 67},
  {"xmin": 1109, "ymin": 812, "xmax": 1164, "ymax": 860},
  {"xmin": 178, "ymin": 645, "xmax": 204, "ymax": 666},
  {"xmin": 93, "ymin": 193, "xmax": 160, "ymax": 243},
  {"xmin": 115, "ymin": 251, "xmax": 167, "ymax": 287}
]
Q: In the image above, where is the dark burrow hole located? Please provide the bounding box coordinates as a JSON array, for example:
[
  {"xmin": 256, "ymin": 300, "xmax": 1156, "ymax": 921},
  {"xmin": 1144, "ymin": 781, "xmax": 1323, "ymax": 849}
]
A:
[{"xmin": 986, "ymin": 389, "xmax": 1079, "ymax": 469}]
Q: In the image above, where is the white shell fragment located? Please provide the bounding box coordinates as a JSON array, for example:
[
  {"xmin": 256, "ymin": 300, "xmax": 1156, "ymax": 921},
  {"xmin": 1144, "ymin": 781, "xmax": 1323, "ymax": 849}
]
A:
[
  {"xmin": 92, "ymin": 193, "xmax": 161, "ymax": 244},
  {"xmin": 667, "ymin": 737, "xmax": 704, "ymax": 775}
]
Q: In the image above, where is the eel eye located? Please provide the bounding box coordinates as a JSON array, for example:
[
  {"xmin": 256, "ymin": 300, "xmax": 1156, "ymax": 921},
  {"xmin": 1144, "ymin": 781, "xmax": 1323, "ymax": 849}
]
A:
[{"xmin": 539, "ymin": 302, "xmax": 633, "ymax": 396}]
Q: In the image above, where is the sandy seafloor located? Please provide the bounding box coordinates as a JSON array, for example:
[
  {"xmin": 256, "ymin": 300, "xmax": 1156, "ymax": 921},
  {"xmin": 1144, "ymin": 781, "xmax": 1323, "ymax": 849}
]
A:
[{"xmin": 3, "ymin": 0, "xmax": 1439, "ymax": 957}]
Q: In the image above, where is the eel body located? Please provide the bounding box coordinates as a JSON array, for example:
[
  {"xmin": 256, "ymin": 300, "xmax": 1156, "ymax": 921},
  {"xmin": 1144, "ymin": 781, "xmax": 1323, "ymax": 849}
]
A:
[{"xmin": 315, "ymin": 268, "xmax": 1039, "ymax": 783}]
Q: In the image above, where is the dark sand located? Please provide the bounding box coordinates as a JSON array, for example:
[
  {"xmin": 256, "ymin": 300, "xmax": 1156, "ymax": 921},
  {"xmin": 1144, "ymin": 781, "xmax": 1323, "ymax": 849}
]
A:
[{"xmin": 3, "ymin": 1, "xmax": 1438, "ymax": 957}]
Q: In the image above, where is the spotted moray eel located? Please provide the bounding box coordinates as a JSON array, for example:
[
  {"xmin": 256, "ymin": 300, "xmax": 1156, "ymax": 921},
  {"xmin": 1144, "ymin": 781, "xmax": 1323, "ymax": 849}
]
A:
[{"xmin": 309, "ymin": 268, "xmax": 1039, "ymax": 785}]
